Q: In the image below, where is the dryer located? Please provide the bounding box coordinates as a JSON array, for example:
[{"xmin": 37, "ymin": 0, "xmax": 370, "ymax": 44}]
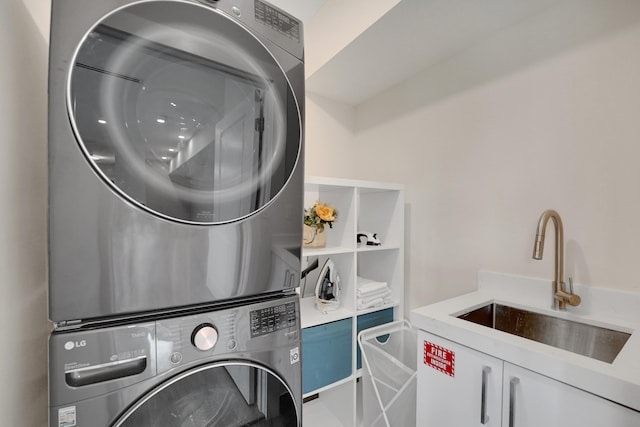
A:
[
  {"xmin": 49, "ymin": 294, "xmax": 302, "ymax": 426},
  {"xmin": 48, "ymin": 0, "xmax": 305, "ymax": 323}
]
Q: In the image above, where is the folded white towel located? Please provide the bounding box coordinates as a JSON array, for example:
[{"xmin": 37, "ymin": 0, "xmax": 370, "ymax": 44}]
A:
[
  {"xmin": 358, "ymin": 290, "xmax": 391, "ymax": 305},
  {"xmin": 357, "ymin": 276, "xmax": 389, "ymax": 296},
  {"xmin": 358, "ymin": 287, "xmax": 390, "ymax": 299},
  {"xmin": 357, "ymin": 297, "xmax": 385, "ymax": 310}
]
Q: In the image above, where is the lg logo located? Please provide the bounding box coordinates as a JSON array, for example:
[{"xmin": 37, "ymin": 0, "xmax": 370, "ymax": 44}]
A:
[{"xmin": 64, "ymin": 340, "xmax": 87, "ymax": 350}]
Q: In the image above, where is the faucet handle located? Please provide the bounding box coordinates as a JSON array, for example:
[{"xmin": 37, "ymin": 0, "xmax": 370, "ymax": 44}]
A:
[
  {"xmin": 556, "ymin": 278, "xmax": 581, "ymax": 307},
  {"xmin": 556, "ymin": 290, "xmax": 581, "ymax": 306}
]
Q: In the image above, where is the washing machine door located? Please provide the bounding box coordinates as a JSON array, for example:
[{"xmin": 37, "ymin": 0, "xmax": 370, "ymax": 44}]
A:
[
  {"xmin": 68, "ymin": 0, "xmax": 301, "ymax": 224},
  {"xmin": 113, "ymin": 361, "xmax": 299, "ymax": 426}
]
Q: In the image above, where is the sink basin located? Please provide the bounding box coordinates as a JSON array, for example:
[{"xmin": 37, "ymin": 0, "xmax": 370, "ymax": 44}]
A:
[{"xmin": 457, "ymin": 303, "xmax": 631, "ymax": 363}]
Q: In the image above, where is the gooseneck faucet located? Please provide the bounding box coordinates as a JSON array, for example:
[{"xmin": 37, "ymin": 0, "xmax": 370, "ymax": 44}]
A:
[{"xmin": 532, "ymin": 209, "xmax": 581, "ymax": 310}]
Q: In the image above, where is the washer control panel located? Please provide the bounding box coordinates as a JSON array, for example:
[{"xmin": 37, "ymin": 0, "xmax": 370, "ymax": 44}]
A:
[
  {"xmin": 250, "ymin": 301, "xmax": 296, "ymax": 337},
  {"xmin": 155, "ymin": 295, "xmax": 300, "ymax": 375}
]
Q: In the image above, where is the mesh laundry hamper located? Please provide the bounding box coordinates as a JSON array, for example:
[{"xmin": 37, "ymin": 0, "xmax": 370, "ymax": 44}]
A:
[{"xmin": 358, "ymin": 320, "xmax": 417, "ymax": 427}]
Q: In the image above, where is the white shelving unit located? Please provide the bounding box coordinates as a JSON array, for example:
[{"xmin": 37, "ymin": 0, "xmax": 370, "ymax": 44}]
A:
[{"xmin": 299, "ymin": 176, "xmax": 404, "ymax": 427}]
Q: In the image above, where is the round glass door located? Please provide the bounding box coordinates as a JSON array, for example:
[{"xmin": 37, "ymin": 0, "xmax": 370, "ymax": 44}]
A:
[
  {"xmin": 68, "ymin": 0, "xmax": 301, "ymax": 224},
  {"xmin": 114, "ymin": 362, "xmax": 299, "ymax": 426}
]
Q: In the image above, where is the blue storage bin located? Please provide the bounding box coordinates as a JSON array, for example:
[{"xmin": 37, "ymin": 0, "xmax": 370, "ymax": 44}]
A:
[
  {"xmin": 356, "ymin": 308, "xmax": 394, "ymax": 369},
  {"xmin": 302, "ymin": 318, "xmax": 353, "ymax": 394}
]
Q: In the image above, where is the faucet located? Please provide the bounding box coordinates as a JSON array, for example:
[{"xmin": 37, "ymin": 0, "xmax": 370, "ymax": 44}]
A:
[{"xmin": 532, "ymin": 209, "xmax": 581, "ymax": 310}]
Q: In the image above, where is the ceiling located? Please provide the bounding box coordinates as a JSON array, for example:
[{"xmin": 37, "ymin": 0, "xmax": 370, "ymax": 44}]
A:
[{"xmin": 299, "ymin": 0, "xmax": 561, "ymax": 105}]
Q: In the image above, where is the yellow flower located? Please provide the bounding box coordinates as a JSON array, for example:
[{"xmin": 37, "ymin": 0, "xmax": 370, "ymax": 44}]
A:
[
  {"xmin": 304, "ymin": 201, "xmax": 338, "ymax": 232},
  {"xmin": 314, "ymin": 203, "xmax": 336, "ymax": 222}
]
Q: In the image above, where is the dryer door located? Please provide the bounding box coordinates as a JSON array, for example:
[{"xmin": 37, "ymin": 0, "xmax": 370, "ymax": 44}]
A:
[
  {"xmin": 68, "ymin": 0, "xmax": 301, "ymax": 224},
  {"xmin": 113, "ymin": 361, "xmax": 299, "ymax": 426}
]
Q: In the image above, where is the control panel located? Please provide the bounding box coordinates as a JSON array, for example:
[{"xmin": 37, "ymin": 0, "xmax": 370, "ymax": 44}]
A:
[
  {"xmin": 250, "ymin": 301, "xmax": 296, "ymax": 337},
  {"xmin": 254, "ymin": 0, "xmax": 300, "ymax": 42}
]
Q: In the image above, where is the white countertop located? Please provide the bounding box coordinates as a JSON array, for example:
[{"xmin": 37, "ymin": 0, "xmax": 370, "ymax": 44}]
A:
[{"xmin": 410, "ymin": 271, "xmax": 640, "ymax": 411}]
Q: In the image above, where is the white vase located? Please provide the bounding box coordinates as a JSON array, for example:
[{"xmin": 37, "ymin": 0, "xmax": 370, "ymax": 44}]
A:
[{"xmin": 303, "ymin": 225, "xmax": 326, "ymax": 248}]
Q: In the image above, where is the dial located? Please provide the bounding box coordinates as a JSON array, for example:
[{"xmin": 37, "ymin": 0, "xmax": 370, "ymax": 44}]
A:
[{"xmin": 191, "ymin": 324, "xmax": 218, "ymax": 351}]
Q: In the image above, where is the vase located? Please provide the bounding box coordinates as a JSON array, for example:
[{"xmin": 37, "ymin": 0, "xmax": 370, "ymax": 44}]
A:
[{"xmin": 303, "ymin": 224, "xmax": 326, "ymax": 248}]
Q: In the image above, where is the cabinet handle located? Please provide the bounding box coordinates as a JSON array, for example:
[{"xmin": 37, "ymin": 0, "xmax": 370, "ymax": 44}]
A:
[
  {"xmin": 509, "ymin": 377, "xmax": 520, "ymax": 427},
  {"xmin": 480, "ymin": 366, "xmax": 491, "ymax": 424}
]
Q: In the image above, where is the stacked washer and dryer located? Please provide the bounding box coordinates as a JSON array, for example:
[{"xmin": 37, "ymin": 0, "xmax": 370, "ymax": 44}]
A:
[{"xmin": 47, "ymin": 0, "xmax": 305, "ymax": 425}]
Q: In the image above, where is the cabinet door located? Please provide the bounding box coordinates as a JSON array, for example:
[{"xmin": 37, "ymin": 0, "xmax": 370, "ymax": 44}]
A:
[
  {"xmin": 417, "ymin": 331, "xmax": 503, "ymax": 427},
  {"xmin": 503, "ymin": 363, "xmax": 640, "ymax": 427}
]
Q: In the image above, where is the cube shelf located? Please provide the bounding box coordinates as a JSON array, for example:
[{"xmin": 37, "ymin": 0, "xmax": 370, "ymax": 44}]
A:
[{"xmin": 299, "ymin": 177, "xmax": 404, "ymax": 427}]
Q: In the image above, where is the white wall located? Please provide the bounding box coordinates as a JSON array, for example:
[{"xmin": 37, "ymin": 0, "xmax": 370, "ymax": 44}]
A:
[
  {"xmin": 306, "ymin": 0, "xmax": 640, "ymax": 310},
  {"xmin": 304, "ymin": 93, "xmax": 358, "ymax": 176},
  {"xmin": 0, "ymin": 0, "xmax": 50, "ymax": 425}
]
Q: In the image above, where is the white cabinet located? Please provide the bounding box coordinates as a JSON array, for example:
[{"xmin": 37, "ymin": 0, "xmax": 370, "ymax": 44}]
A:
[
  {"xmin": 299, "ymin": 177, "xmax": 404, "ymax": 427},
  {"xmin": 417, "ymin": 331, "xmax": 640, "ymax": 427},
  {"xmin": 417, "ymin": 331, "xmax": 503, "ymax": 426},
  {"xmin": 504, "ymin": 363, "xmax": 639, "ymax": 427}
]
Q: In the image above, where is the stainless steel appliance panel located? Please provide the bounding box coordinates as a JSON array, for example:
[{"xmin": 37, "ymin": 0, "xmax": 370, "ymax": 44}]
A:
[
  {"xmin": 49, "ymin": 294, "xmax": 302, "ymax": 426},
  {"xmin": 48, "ymin": 0, "xmax": 305, "ymax": 323}
]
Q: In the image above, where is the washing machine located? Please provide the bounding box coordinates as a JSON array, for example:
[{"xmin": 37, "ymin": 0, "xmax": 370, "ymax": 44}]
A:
[
  {"xmin": 49, "ymin": 293, "xmax": 302, "ymax": 426},
  {"xmin": 48, "ymin": 0, "xmax": 305, "ymax": 324}
]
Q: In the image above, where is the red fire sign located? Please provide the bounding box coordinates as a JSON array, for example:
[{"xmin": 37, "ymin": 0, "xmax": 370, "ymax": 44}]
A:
[{"xmin": 424, "ymin": 341, "xmax": 455, "ymax": 377}]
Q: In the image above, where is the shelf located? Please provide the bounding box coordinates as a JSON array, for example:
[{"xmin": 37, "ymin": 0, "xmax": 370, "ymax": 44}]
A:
[
  {"xmin": 302, "ymin": 375, "xmax": 355, "ymax": 400},
  {"xmin": 302, "ymin": 245, "xmax": 354, "ymax": 257},
  {"xmin": 356, "ymin": 244, "xmax": 400, "ymax": 253},
  {"xmin": 300, "ymin": 296, "xmax": 353, "ymax": 329},
  {"xmin": 304, "ymin": 399, "xmax": 347, "ymax": 427},
  {"xmin": 355, "ymin": 300, "xmax": 400, "ymax": 317},
  {"xmin": 300, "ymin": 177, "xmax": 404, "ymax": 427},
  {"xmin": 302, "ymin": 380, "xmax": 355, "ymax": 427},
  {"xmin": 303, "ymin": 399, "xmax": 348, "ymax": 427},
  {"xmin": 305, "ymin": 176, "xmax": 402, "ymax": 191}
]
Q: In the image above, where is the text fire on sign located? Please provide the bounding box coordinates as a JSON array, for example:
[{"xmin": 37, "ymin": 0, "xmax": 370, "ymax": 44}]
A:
[{"xmin": 424, "ymin": 341, "xmax": 455, "ymax": 377}]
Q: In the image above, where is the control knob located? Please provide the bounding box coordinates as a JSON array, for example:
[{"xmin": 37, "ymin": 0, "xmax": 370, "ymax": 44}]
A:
[{"xmin": 192, "ymin": 324, "xmax": 218, "ymax": 351}]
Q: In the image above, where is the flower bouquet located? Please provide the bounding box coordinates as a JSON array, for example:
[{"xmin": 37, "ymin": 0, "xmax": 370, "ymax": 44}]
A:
[{"xmin": 303, "ymin": 201, "xmax": 337, "ymax": 248}]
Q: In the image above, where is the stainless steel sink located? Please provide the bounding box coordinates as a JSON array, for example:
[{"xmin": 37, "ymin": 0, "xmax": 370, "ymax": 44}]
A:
[{"xmin": 457, "ymin": 303, "xmax": 631, "ymax": 363}]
